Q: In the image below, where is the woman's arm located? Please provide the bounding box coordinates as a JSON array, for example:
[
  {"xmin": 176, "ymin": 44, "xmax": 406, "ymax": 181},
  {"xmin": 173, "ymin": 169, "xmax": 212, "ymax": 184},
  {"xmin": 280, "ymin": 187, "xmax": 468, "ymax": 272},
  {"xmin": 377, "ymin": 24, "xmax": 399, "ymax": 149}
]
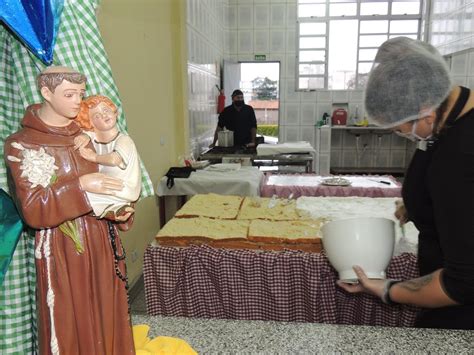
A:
[
  {"xmin": 337, "ymin": 266, "xmax": 458, "ymax": 308},
  {"xmin": 390, "ymin": 269, "xmax": 457, "ymax": 307}
]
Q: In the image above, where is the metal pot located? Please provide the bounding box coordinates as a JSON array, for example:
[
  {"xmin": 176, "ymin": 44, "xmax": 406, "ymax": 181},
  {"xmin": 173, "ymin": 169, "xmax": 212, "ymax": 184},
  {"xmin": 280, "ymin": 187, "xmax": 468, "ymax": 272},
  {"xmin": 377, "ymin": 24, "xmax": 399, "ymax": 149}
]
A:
[{"xmin": 218, "ymin": 128, "xmax": 234, "ymax": 147}]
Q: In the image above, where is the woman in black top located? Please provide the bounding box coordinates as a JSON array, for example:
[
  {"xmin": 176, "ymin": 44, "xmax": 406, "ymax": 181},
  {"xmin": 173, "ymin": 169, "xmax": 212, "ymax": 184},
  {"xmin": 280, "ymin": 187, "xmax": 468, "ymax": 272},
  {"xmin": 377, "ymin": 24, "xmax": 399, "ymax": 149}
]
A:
[{"xmin": 338, "ymin": 37, "xmax": 474, "ymax": 330}]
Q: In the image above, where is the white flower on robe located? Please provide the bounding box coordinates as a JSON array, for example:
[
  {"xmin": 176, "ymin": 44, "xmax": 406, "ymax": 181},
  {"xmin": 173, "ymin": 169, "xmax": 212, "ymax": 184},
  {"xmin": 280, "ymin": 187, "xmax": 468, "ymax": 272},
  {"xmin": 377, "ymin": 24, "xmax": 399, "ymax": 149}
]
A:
[{"xmin": 7, "ymin": 142, "xmax": 59, "ymax": 188}]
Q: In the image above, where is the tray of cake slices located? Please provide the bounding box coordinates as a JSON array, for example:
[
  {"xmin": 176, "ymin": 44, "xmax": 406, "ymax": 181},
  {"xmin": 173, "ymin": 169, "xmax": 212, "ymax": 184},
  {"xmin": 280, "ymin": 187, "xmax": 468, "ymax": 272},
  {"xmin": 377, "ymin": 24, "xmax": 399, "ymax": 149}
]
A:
[{"xmin": 156, "ymin": 194, "xmax": 326, "ymax": 252}]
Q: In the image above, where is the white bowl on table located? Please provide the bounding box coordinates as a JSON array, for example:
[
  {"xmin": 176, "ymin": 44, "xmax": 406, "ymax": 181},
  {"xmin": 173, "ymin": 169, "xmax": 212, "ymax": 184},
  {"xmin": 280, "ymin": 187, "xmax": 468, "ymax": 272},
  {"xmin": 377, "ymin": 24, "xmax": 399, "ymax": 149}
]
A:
[{"xmin": 321, "ymin": 217, "xmax": 396, "ymax": 283}]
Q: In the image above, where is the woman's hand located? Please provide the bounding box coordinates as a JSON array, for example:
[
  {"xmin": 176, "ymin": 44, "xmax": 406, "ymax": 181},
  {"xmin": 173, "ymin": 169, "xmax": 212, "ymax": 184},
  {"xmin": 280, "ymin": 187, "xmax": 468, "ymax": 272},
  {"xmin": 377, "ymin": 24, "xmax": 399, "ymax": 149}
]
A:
[
  {"xmin": 394, "ymin": 199, "xmax": 408, "ymax": 225},
  {"xmin": 336, "ymin": 265, "xmax": 386, "ymax": 299},
  {"xmin": 79, "ymin": 173, "xmax": 124, "ymax": 195}
]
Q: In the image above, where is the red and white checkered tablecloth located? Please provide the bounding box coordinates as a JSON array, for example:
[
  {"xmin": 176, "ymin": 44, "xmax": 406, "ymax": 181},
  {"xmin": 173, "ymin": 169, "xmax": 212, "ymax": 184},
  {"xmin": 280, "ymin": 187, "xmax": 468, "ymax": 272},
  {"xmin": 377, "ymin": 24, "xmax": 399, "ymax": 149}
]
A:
[
  {"xmin": 260, "ymin": 174, "xmax": 402, "ymax": 198},
  {"xmin": 144, "ymin": 245, "xmax": 420, "ymax": 327}
]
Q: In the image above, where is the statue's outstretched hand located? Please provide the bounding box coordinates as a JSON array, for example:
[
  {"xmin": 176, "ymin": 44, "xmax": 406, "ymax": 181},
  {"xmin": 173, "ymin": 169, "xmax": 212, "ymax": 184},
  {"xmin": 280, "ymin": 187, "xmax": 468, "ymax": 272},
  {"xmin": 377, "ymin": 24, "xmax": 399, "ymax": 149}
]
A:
[{"xmin": 79, "ymin": 173, "xmax": 124, "ymax": 195}]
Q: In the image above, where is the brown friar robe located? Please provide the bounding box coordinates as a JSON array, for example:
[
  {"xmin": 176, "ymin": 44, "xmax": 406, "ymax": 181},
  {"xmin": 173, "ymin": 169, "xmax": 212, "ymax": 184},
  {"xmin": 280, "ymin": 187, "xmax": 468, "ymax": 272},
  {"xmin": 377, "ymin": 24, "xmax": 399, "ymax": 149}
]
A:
[{"xmin": 4, "ymin": 104, "xmax": 135, "ymax": 355}]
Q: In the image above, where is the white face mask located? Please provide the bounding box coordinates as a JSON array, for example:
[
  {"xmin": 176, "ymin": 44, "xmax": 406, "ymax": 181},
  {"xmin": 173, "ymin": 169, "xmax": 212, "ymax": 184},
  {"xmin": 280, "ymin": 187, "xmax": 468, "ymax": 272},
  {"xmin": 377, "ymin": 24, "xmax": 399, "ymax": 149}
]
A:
[
  {"xmin": 394, "ymin": 116, "xmax": 434, "ymax": 142},
  {"xmin": 411, "ymin": 119, "xmax": 434, "ymax": 141},
  {"xmin": 394, "ymin": 129, "xmax": 417, "ymax": 142}
]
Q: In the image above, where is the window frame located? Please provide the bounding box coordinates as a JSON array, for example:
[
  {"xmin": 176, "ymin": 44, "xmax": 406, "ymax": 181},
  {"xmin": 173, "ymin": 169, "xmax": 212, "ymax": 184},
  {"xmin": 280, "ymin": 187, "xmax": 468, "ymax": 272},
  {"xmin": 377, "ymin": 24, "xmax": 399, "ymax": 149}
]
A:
[{"xmin": 296, "ymin": 0, "xmax": 424, "ymax": 91}]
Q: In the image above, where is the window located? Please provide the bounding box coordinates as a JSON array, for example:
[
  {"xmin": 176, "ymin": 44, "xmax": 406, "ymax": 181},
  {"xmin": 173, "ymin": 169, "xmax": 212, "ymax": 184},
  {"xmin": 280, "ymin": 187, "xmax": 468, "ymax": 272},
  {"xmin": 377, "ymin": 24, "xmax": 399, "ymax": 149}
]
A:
[{"xmin": 297, "ymin": 0, "xmax": 423, "ymax": 90}]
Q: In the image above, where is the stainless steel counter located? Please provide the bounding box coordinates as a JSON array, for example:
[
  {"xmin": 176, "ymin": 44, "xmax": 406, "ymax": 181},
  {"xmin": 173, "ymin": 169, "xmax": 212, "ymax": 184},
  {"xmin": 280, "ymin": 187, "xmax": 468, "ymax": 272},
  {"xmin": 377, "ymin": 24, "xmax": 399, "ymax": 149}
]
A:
[{"xmin": 200, "ymin": 146, "xmax": 314, "ymax": 173}]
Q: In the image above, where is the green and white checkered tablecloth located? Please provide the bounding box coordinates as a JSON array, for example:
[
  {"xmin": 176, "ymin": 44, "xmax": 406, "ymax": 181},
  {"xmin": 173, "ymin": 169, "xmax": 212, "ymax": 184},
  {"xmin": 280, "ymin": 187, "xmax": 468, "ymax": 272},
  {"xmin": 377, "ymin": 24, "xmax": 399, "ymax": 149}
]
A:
[{"xmin": 0, "ymin": 0, "xmax": 154, "ymax": 352}]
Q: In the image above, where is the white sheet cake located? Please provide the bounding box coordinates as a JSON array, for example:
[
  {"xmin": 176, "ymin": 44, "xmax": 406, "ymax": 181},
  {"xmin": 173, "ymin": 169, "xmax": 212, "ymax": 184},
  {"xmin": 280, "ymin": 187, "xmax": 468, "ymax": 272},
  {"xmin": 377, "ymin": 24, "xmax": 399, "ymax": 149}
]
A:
[
  {"xmin": 248, "ymin": 219, "xmax": 325, "ymax": 243},
  {"xmin": 175, "ymin": 193, "xmax": 244, "ymax": 219},
  {"xmin": 156, "ymin": 216, "xmax": 249, "ymax": 240},
  {"xmin": 237, "ymin": 197, "xmax": 308, "ymax": 221}
]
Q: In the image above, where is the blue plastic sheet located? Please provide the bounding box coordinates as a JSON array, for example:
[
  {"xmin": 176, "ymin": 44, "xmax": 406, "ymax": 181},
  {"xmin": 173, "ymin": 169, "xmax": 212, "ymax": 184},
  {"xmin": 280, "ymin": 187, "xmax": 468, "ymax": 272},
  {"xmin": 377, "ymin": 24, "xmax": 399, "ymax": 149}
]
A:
[
  {"xmin": 0, "ymin": 189, "xmax": 23, "ymax": 286},
  {"xmin": 0, "ymin": 0, "xmax": 64, "ymax": 64}
]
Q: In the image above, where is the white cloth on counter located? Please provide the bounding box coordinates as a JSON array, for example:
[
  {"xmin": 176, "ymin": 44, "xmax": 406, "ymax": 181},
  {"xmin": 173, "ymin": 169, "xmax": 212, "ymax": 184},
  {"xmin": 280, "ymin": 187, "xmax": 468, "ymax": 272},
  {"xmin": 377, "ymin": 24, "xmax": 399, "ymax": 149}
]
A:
[
  {"xmin": 266, "ymin": 175, "xmax": 399, "ymax": 188},
  {"xmin": 206, "ymin": 163, "xmax": 241, "ymax": 172},
  {"xmin": 296, "ymin": 196, "xmax": 418, "ymax": 256},
  {"xmin": 156, "ymin": 166, "xmax": 264, "ymax": 197},
  {"xmin": 257, "ymin": 141, "xmax": 316, "ymax": 156}
]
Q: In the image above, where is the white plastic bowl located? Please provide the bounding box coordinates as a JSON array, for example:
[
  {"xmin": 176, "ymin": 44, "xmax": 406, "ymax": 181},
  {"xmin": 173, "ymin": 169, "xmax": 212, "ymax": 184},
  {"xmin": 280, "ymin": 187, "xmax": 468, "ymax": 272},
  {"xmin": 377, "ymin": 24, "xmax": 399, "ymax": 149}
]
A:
[{"xmin": 321, "ymin": 217, "xmax": 395, "ymax": 283}]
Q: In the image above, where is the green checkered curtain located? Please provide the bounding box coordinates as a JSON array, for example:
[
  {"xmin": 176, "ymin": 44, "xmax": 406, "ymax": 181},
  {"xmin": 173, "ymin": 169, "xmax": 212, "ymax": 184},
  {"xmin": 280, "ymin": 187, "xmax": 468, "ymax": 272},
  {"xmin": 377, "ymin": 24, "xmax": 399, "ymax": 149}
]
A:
[
  {"xmin": 0, "ymin": 0, "xmax": 154, "ymax": 352},
  {"xmin": 0, "ymin": 24, "xmax": 38, "ymax": 355}
]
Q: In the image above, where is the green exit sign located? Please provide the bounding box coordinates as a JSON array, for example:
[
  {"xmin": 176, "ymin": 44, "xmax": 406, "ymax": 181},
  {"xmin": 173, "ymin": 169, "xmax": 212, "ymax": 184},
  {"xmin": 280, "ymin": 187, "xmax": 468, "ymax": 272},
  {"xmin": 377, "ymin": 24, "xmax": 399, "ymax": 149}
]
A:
[{"xmin": 254, "ymin": 54, "xmax": 266, "ymax": 61}]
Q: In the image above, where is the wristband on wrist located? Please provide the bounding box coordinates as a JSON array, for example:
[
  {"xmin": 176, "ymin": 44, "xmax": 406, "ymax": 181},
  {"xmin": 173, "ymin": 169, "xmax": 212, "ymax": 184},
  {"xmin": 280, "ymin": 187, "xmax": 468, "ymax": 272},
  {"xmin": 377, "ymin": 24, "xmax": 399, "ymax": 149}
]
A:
[{"xmin": 381, "ymin": 279, "xmax": 401, "ymax": 305}]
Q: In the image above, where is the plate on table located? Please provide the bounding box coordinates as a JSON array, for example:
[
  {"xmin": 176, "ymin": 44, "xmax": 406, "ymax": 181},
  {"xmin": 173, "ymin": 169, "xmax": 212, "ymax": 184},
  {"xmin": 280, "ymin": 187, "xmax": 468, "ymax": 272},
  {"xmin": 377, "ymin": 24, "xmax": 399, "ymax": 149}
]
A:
[{"xmin": 321, "ymin": 177, "xmax": 351, "ymax": 186}]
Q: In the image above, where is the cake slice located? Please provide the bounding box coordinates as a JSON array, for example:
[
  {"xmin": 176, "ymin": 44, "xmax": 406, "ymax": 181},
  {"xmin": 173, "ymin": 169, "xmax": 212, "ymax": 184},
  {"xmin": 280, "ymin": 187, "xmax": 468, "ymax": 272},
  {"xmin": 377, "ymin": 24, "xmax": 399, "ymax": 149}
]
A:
[
  {"xmin": 156, "ymin": 217, "xmax": 249, "ymax": 241},
  {"xmin": 175, "ymin": 193, "xmax": 243, "ymax": 219},
  {"xmin": 248, "ymin": 219, "xmax": 325, "ymax": 244},
  {"xmin": 237, "ymin": 197, "xmax": 302, "ymax": 221}
]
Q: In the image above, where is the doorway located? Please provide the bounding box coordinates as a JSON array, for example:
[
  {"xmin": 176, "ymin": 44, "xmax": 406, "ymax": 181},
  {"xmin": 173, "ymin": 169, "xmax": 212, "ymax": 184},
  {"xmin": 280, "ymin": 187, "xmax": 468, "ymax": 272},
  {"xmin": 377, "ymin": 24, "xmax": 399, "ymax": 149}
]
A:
[{"xmin": 240, "ymin": 62, "xmax": 280, "ymax": 144}]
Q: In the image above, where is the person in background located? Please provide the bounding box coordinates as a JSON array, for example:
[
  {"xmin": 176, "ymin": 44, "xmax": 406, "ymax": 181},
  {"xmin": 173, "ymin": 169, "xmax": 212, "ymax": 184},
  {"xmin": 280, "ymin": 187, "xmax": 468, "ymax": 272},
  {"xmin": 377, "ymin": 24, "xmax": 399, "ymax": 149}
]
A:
[
  {"xmin": 210, "ymin": 89, "xmax": 257, "ymax": 148},
  {"xmin": 337, "ymin": 37, "xmax": 474, "ymax": 330},
  {"xmin": 4, "ymin": 66, "xmax": 136, "ymax": 353}
]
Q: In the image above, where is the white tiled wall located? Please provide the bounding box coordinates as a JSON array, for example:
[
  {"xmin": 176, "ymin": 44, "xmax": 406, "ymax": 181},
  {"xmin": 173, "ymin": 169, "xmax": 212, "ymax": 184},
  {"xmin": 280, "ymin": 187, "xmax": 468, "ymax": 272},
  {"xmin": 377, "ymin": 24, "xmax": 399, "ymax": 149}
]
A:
[
  {"xmin": 447, "ymin": 48, "xmax": 474, "ymax": 88},
  {"xmin": 223, "ymin": 0, "xmax": 418, "ymax": 174},
  {"xmin": 329, "ymin": 130, "xmax": 415, "ymax": 172},
  {"xmin": 225, "ymin": 1, "xmax": 303, "ymax": 144},
  {"xmin": 429, "ymin": 0, "xmax": 474, "ymax": 55},
  {"xmin": 224, "ymin": 1, "xmax": 369, "ymax": 147},
  {"xmin": 186, "ymin": 1, "xmax": 472, "ymax": 173},
  {"xmin": 187, "ymin": 0, "xmax": 227, "ymax": 158}
]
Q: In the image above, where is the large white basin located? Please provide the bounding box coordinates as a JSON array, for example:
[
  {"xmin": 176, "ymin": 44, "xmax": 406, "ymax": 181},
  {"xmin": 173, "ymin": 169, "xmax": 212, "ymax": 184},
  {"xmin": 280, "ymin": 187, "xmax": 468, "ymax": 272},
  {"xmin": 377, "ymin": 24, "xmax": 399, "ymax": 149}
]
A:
[{"xmin": 321, "ymin": 217, "xmax": 396, "ymax": 283}]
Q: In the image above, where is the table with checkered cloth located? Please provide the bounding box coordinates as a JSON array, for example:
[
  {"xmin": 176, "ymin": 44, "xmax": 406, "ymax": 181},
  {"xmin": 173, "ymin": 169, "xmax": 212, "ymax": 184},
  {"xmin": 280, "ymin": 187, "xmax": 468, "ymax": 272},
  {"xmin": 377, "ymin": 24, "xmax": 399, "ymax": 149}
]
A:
[
  {"xmin": 261, "ymin": 174, "xmax": 402, "ymax": 198},
  {"xmin": 144, "ymin": 245, "xmax": 420, "ymax": 327}
]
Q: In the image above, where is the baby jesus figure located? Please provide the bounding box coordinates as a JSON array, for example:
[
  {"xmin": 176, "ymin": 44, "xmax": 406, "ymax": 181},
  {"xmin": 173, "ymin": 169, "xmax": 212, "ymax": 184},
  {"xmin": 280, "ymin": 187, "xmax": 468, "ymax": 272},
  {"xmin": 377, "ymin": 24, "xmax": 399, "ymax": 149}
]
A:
[{"xmin": 75, "ymin": 95, "xmax": 141, "ymax": 218}]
